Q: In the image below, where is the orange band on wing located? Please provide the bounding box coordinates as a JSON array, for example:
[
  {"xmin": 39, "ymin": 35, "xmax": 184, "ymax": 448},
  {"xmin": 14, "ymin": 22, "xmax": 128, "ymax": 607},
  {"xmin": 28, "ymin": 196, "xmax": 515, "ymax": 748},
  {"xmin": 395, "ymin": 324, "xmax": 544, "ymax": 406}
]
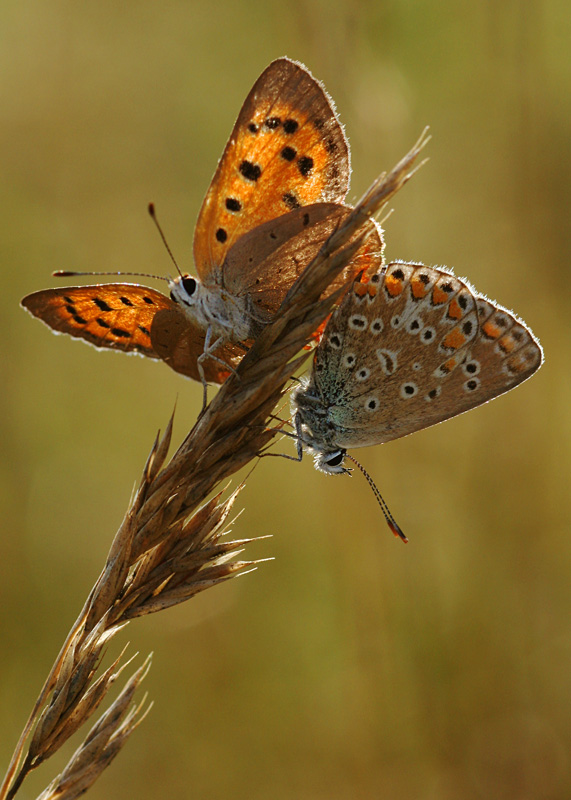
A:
[
  {"xmin": 441, "ymin": 328, "xmax": 466, "ymax": 350},
  {"xmin": 385, "ymin": 274, "xmax": 404, "ymax": 297}
]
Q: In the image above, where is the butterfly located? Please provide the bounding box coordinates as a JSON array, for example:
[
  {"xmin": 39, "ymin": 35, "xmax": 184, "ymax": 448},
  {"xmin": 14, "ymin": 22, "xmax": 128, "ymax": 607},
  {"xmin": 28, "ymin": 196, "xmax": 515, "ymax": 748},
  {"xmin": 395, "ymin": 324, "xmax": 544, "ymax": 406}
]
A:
[
  {"xmin": 291, "ymin": 262, "xmax": 543, "ymax": 539},
  {"xmin": 21, "ymin": 58, "xmax": 383, "ymax": 397}
]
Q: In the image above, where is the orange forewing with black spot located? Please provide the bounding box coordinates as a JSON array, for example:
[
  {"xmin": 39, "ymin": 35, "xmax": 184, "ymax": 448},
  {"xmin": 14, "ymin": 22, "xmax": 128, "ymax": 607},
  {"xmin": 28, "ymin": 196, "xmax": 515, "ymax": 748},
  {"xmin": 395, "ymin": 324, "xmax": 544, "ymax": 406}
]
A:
[
  {"xmin": 193, "ymin": 58, "xmax": 350, "ymax": 280},
  {"xmin": 21, "ymin": 285, "xmax": 173, "ymax": 357},
  {"xmin": 21, "ymin": 283, "xmax": 245, "ymax": 384}
]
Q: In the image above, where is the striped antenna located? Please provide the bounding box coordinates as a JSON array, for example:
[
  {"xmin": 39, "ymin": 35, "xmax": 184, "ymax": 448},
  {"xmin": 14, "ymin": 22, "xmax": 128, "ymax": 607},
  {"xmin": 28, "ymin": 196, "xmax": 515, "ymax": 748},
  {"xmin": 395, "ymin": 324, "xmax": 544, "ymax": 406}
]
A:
[{"xmin": 346, "ymin": 454, "xmax": 408, "ymax": 543}]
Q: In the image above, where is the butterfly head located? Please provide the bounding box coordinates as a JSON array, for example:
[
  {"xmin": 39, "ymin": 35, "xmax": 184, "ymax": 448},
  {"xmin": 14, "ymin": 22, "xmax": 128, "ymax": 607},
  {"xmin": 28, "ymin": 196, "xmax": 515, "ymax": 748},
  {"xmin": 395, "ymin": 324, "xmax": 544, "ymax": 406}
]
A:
[
  {"xmin": 168, "ymin": 273, "xmax": 251, "ymax": 342},
  {"xmin": 291, "ymin": 380, "xmax": 350, "ymax": 474},
  {"xmin": 169, "ymin": 273, "xmax": 199, "ymax": 306},
  {"xmin": 312, "ymin": 448, "xmax": 350, "ymax": 475}
]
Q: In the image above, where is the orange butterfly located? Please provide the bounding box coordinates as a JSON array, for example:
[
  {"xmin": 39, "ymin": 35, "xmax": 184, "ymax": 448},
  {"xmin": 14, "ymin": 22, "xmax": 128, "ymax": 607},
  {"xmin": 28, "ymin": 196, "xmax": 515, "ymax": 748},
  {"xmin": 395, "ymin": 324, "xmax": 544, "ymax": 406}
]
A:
[{"xmin": 22, "ymin": 58, "xmax": 382, "ymax": 397}]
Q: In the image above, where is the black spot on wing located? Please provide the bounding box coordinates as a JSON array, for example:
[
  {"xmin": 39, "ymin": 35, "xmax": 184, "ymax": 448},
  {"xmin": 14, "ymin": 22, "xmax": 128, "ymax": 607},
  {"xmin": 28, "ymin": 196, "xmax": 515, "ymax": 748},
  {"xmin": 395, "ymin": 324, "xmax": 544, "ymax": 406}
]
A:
[
  {"xmin": 239, "ymin": 160, "xmax": 262, "ymax": 182},
  {"xmin": 93, "ymin": 297, "xmax": 113, "ymax": 312},
  {"xmin": 298, "ymin": 156, "xmax": 314, "ymax": 177},
  {"xmin": 283, "ymin": 192, "xmax": 301, "ymax": 210}
]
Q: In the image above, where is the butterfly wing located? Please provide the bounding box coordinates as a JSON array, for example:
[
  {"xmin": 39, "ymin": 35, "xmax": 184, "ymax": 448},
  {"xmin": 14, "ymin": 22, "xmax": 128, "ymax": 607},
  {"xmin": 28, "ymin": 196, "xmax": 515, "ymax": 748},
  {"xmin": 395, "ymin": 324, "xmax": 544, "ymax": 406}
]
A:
[
  {"xmin": 157, "ymin": 208, "xmax": 382, "ymax": 384},
  {"xmin": 311, "ymin": 262, "xmax": 542, "ymax": 446},
  {"xmin": 193, "ymin": 57, "xmax": 350, "ymax": 281},
  {"xmin": 150, "ymin": 306, "xmax": 244, "ymax": 384},
  {"xmin": 441, "ymin": 292, "xmax": 544, "ymax": 411},
  {"xmin": 222, "ymin": 203, "xmax": 384, "ymax": 320},
  {"xmin": 21, "ymin": 284, "xmax": 174, "ymax": 359}
]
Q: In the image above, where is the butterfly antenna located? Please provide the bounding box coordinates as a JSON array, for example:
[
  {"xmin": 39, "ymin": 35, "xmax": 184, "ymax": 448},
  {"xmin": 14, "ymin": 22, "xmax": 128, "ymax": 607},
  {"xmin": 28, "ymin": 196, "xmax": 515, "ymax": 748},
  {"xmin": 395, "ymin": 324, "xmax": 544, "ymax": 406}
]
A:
[
  {"xmin": 346, "ymin": 454, "xmax": 408, "ymax": 543},
  {"xmin": 148, "ymin": 202, "xmax": 184, "ymax": 278},
  {"xmin": 53, "ymin": 270, "xmax": 167, "ymax": 281}
]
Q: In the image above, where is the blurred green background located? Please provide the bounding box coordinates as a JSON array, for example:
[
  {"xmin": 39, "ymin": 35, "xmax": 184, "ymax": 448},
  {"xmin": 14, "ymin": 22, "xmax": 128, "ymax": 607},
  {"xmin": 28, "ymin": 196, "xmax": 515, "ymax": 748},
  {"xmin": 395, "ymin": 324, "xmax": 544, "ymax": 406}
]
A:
[{"xmin": 1, "ymin": 1, "xmax": 569, "ymax": 798}]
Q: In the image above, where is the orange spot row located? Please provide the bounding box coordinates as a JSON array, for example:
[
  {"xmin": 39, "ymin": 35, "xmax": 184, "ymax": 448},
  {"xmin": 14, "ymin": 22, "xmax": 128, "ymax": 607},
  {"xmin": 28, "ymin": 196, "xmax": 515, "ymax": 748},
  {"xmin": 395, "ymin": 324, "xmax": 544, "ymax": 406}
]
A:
[
  {"xmin": 353, "ymin": 281, "xmax": 378, "ymax": 299},
  {"xmin": 482, "ymin": 321, "xmax": 502, "ymax": 339},
  {"xmin": 447, "ymin": 298, "xmax": 463, "ymax": 320},
  {"xmin": 442, "ymin": 328, "xmax": 466, "ymax": 350},
  {"xmin": 498, "ymin": 334, "xmax": 516, "ymax": 353},
  {"xmin": 385, "ymin": 274, "xmax": 404, "ymax": 297},
  {"xmin": 410, "ymin": 278, "xmax": 428, "ymax": 299},
  {"xmin": 432, "ymin": 286, "xmax": 450, "ymax": 305}
]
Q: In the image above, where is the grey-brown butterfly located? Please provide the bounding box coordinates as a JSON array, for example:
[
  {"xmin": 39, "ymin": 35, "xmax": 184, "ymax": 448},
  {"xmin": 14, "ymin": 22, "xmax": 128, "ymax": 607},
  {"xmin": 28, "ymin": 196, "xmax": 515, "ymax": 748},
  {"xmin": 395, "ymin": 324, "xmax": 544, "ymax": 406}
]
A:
[{"xmin": 291, "ymin": 262, "xmax": 543, "ymax": 540}]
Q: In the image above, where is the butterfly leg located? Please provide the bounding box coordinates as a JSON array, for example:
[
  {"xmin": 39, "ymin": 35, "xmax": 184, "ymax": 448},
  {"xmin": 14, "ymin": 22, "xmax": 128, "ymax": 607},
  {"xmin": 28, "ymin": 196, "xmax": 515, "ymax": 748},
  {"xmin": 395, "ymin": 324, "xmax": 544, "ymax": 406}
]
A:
[
  {"xmin": 260, "ymin": 450, "xmax": 304, "ymax": 462},
  {"xmin": 197, "ymin": 326, "xmax": 241, "ymax": 410},
  {"xmin": 197, "ymin": 326, "xmax": 216, "ymax": 409},
  {"xmin": 197, "ymin": 360, "xmax": 210, "ymax": 411},
  {"xmin": 257, "ymin": 419, "xmax": 305, "ymax": 462},
  {"xmin": 294, "ymin": 413, "xmax": 305, "ymax": 461}
]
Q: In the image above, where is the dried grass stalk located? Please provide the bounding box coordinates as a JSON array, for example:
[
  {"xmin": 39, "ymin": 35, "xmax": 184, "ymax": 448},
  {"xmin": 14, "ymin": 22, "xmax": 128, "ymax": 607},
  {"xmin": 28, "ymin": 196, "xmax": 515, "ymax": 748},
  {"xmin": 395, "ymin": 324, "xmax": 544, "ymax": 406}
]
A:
[
  {"xmin": 0, "ymin": 129, "xmax": 429, "ymax": 800},
  {"xmin": 36, "ymin": 656, "xmax": 152, "ymax": 800}
]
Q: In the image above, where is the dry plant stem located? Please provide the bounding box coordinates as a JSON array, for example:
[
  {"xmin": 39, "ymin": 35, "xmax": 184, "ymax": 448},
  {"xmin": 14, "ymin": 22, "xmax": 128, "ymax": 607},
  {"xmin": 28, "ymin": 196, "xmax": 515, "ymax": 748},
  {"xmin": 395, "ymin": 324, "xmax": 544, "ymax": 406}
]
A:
[
  {"xmin": 36, "ymin": 657, "xmax": 153, "ymax": 800},
  {"xmin": 1, "ymin": 130, "xmax": 428, "ymax": 800},
  {"xmin": 2, "ymin": 425, "xmax": 260, "ymax": 800}
]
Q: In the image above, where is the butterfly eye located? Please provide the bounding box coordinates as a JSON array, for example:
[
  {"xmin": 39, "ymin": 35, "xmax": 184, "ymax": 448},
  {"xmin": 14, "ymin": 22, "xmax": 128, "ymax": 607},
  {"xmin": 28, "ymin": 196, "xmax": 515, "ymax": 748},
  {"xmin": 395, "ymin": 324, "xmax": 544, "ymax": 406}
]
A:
[
  {"xmin": 314, "ymin": 451, "xmax": 348, "ymax": 474},
  {"xmin": 324, "ymin": 451, "xmax": 345, "ymax": 468},
  {"xmin": 181, "ymin": 277, "xmax": 197, "ymax": 296}
]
